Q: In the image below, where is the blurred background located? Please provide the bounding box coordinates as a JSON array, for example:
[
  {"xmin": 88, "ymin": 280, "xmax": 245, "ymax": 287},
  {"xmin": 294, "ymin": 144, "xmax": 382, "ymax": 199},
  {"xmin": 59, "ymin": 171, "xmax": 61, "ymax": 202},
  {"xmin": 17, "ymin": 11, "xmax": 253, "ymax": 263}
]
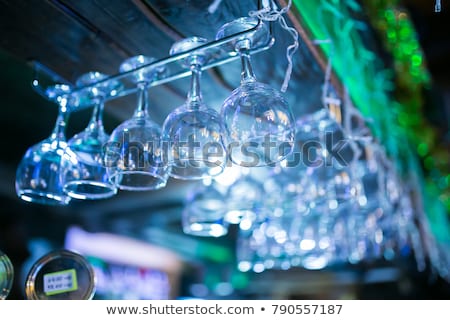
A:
[{"xmin": 0, "ymin": 0, "xmax": 449, "ymax": 299}]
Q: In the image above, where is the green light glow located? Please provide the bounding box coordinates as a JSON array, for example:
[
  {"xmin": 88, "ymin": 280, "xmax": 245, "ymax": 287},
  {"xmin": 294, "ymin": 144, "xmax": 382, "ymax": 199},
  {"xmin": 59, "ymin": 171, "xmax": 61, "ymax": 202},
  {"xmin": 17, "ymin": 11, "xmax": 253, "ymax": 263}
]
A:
[
  {"xmin": 411, "ymin": 54, "xmax": 422, "ymax": 66},
  {"xmin": 424, "ymin": 157, "xmax": 435, "ymax": 171},
  {"xmin": 231, "ymin": 272, "xmax": 249, "ymax": 289},
  {"xmin": 417, "ymin": 143, "xmax": 428, "ymax": 157},
  {"xmin": 387, "ymin": 31, "xmax": 396, "ymax": 40},
  {"xmin": 194, "ymin": 242, "xmax": 232, "ymax": 263},
  {"xmin": 384, "ymin": 10, "xmax": 395, "ymax": 21},
  {"xmin": 291, "ymin": 0, "xmax": 449, "ymax": 241}
]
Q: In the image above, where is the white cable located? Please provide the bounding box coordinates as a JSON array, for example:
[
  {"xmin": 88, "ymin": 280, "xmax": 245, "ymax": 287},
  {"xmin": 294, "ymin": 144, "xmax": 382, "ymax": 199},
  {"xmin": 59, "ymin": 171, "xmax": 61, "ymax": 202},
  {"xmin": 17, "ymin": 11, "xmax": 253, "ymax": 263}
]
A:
[
  {"xmin": 343, "ymin": 87, "xmax": 362, "ymax": 168},
  {"xmin": 312, "ymin": 39, "xmax": 341, "ymax": 109},
  {"xmin": 249, "ymin": 0, "xmax": 299, "ymax": 92},
  {"xmin": 315, "ymin": 39, "xmax": 333, "ymax": 107}
]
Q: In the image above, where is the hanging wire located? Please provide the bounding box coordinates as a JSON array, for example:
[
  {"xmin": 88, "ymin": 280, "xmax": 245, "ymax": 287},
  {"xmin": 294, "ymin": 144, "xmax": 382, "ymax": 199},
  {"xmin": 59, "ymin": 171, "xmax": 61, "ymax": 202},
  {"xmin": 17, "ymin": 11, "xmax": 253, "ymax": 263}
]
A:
[
  {"xmin": 311, "ymin": 39, "xmax": 340, "ymax": 107},
  {"xmin": 249, "ymin": 0, "xmax": 299, "ymax": 92}
]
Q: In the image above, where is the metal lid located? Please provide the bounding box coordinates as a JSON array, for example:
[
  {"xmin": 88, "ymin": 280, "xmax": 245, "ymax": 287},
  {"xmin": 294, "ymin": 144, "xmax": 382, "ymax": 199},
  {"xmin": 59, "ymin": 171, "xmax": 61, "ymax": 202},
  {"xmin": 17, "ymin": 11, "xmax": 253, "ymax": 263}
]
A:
[{"xmin": 25, "ymin": 249, "xmax": 95, "ymax": 300}]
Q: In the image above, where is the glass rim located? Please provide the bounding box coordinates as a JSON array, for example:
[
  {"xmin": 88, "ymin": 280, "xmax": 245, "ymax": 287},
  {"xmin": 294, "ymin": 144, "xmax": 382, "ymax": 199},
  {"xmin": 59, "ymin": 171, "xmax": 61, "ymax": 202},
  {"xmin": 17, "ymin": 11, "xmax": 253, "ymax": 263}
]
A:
[
  {"xmin": 108, "ymin": 171, "xmax": 168, "ymax": 191},
  {"xmin": 16, "ymin": 189, "xmax": 70, "ymax": 206},
  {"xmin": 63, "ymin": 180, "xmax": 118, "ymax": 200}
]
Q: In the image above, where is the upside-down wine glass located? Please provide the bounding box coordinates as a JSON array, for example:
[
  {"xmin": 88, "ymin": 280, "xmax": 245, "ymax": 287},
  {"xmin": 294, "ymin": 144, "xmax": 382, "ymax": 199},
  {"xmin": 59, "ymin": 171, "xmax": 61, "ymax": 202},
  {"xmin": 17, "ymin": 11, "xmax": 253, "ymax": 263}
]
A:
[
  {"xmin": 162, "ymin": 37, "xmax": 227, "ymax": 180},
  {"xmin": 105, "ymin": 55, "xmax": 168, "ymax": 191},
  {"xmin": 216, "ymin": 17, "xmax": 296, "ymax": 167},
  {"xmin": 224, "ymin": 168, "xmax": 265, "ymax": 227},
  {"xmin": 15, "ymin": 84, "xmax": 72, "ymax": 205},
  {"xmin": 182, "ymin": 180, "xmax": 229, "ymax": 237},
  {"xmin": 61, "ymin": 72, "xmax": 122, "ymax": 200}
]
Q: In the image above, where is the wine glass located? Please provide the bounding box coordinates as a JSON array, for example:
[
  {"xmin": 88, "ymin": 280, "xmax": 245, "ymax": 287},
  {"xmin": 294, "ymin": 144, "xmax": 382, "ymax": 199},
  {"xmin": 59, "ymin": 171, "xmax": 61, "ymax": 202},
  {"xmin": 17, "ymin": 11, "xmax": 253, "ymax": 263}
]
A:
[
  {"xmin": 344, "ymin": 139, "xmax": 396, "ymax": 264},
  {"xmin": 236, "ymin": 221, "xmax": 268, "ymax": 273},
  {"xmin": 225, "ymin": 170, "xmax": 265, "ymax": 226},
  {"xmin": 216, "ymin": 17, "xmax": 296, "ymax": 167},
  {"xmin": 105, "ymin": 55, "xmax": 168, "ymax": 191},
  {"xmin": 182, "ymin": 181, "xmax": 229, "ymax": 237},
  {"xmin": 295, "ymin": 108, "xmax": 357, "ymax": 211},
  {"xmin": 61, "ymin": 72, "xmax": 122, "ymax": 200},
  {"xmin": 162, "ymin": 37, "xmax": 227, "ymax": 180},
  {"xmin": 15, "ymin": 84, "xmax": 71, "ymax": 205}
]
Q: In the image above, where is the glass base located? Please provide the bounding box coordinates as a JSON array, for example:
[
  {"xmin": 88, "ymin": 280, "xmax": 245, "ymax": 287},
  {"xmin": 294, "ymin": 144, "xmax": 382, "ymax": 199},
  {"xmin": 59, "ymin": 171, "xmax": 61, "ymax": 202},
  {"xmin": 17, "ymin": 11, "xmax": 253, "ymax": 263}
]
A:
[
  {"xmin": 215, "ymin": 17, "xmax": 271, "ymax": 50},
  {"xmin": 119, "ymin": 55, "xmax": 165, "ymax": 83},
  {"xmin": 170, "ymin": 37, "xmax": 218, "ymax": 67},
  {"xmin": 75, "ymin": 71, "xmax": 123, "ymax": 99}
]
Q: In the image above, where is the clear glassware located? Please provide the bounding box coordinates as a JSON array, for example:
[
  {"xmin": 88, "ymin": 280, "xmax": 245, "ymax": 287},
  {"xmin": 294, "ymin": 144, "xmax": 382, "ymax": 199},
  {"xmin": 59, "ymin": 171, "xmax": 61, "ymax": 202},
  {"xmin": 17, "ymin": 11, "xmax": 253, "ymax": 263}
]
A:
[
  {"xmin": 236, "ymin": 213, "xmax": 301, "ymax": 273},
  {"xmin": 216, "ymin": 17, "xmax": 296, "ymax": 167},
  {"xmin": 236, "ymin": 221, "xmax": 267, "ymax": 273},
  {"xmin": 15, "ymin": 84, "xmax": 71, "ymax": 205},
  {"xmin": 0, "ymin": 250, "xmax": 14, "ymax": 300},
  {"xmin": 261, "ymin": 216, "xmax": 295, "ymax": 271},
  {"xmin": 263, "ymin": 166, "xmax": 310, "ymax": 220},
  {"xmin": 225, "ymin": 171, "xmax": 264, "ymax": 226},
  {"xmin": 278, "ymin": 108, "xmax": 355, "ymax": 213},
  {"xmin": 61, "ymin": 72, "xmax": 122, "ymax": 200},
  {"xmin": 162, "ymin": 37, "xmax": 227, "ymax": 180},
  {"xmin": 294, "ymin": 210, "xmax": 333, "ymax": 270},
  {"xmin": 346, "ymin": 141, "xmax": 394, "ymax": 264},
  {"xmin": 182, "ymin": 181, "xmax": 229, "ymax": 237},
  {"xmin": 105, "ymin": 55, "xmax": 169, "ymax": 191}
]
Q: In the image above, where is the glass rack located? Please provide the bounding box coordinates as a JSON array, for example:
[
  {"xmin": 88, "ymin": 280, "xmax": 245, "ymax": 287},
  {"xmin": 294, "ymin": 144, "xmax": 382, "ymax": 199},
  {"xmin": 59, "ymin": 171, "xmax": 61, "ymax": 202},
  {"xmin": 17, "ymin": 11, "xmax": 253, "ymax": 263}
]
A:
[{"xmin": 29, "ymin": 19, "xmax": 274, "ymax": 111}]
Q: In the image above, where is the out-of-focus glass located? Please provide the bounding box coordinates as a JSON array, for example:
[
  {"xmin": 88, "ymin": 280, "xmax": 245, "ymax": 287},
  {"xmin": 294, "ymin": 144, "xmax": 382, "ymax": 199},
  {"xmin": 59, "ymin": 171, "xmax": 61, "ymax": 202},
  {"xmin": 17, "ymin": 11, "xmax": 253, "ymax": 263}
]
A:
[
  {"xmin": 182, "ymin": 182, "xmax": 229, "ymax": 237},
  {"xmin": 0, "ymin": 250, "xmax": 14, "ymax": 300}
]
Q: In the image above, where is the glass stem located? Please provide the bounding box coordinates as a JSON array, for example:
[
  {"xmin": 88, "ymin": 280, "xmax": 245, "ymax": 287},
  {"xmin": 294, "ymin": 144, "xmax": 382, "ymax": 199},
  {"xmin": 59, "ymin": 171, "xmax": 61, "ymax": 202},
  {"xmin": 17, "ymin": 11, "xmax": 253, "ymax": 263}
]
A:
[
  {"xmin": 87, "ymin": 98, "xmax": 105, "ymax": 134},
  {"xmin": 238, "ymin": 47, "xmax": 257, "ymax": 84},
  {"xmin": 50, "ymin": 100, "xmax": 69, "ymax": 142},
  {"xmin": 187, "ymin": 63, "xmax": 203, "ymax": 108},
  {"xmin": 134, "ymin": 82, "xmax": 149, "ymax": 117}
]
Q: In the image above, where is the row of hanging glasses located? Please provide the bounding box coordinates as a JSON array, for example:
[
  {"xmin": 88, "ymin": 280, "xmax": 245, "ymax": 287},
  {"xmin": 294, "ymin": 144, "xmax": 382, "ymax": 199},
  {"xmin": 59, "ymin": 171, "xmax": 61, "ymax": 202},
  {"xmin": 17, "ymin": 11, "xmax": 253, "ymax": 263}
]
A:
[
  {"xmin": 15, "ymin": 15, "xmax": 444, "ymax": 277},
  {"xmin": 182, "ymin": 106, "xmax": 430, "ymax": 273},
  {"xmin": 16, "ymin": 17, "xmax": 296, "ymax": 205}
]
